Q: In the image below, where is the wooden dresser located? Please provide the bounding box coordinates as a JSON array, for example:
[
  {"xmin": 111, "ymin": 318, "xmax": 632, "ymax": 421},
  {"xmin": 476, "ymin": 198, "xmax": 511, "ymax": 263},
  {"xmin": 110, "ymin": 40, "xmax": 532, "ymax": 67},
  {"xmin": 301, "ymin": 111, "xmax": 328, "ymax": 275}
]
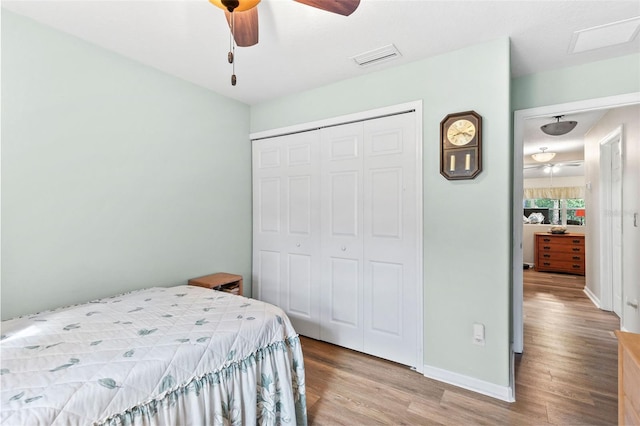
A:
[
  {"xmin": 615, "ymin": 331, "xmax": 640, "ymax": 425},
  {"xmin": 534, "ymin": 232, "xmax": 585, "ymax": 275}
]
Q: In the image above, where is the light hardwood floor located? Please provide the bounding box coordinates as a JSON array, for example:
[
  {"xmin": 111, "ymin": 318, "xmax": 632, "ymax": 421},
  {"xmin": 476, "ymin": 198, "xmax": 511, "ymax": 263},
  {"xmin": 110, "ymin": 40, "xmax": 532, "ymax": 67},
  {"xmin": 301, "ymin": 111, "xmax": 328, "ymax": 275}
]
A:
[{"xmin": 300, "ymin": 269, "xmax": 620, "ymax": 425}]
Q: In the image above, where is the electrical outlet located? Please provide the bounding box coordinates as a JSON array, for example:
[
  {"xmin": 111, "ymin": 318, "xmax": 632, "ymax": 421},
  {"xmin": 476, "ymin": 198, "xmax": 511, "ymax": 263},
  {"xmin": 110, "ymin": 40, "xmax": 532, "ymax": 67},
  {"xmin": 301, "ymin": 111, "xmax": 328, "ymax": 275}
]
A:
[{"xmin": 473, "ymin": 323, "xmax": 485, "ymax": 346}]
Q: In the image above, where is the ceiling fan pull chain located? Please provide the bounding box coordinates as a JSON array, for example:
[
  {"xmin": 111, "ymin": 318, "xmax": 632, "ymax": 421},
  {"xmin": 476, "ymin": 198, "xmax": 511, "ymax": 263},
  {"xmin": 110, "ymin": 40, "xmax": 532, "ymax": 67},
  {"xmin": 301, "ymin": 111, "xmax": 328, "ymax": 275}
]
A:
[{"xmin": 229, "ymin": 12, "xmax": 237, "ymax": 86}]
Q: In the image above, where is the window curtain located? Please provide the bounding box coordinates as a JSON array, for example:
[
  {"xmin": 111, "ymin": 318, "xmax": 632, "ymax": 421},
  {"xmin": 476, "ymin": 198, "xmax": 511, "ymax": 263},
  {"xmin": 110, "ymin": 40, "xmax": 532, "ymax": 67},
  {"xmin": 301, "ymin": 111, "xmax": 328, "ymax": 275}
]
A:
[{"xmin": 523, "ymin": 186, "xmax": 585, "ymax": 200}]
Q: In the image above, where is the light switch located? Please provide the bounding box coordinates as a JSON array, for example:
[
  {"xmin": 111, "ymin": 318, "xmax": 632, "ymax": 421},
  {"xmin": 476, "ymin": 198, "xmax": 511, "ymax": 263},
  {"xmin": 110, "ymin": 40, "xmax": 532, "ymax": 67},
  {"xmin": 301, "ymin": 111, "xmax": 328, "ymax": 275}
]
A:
[{"xmin": 473, "ymin": 323, "xmax": 485, "ymax": 346}]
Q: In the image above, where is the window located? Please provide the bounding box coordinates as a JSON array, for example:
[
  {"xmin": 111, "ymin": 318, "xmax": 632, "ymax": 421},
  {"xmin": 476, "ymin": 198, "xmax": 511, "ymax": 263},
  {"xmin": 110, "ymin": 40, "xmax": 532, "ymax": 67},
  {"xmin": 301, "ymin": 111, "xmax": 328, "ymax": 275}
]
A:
[{"xmin": 524, "ymin": 198, "xmax": 585, "ymax": 225}]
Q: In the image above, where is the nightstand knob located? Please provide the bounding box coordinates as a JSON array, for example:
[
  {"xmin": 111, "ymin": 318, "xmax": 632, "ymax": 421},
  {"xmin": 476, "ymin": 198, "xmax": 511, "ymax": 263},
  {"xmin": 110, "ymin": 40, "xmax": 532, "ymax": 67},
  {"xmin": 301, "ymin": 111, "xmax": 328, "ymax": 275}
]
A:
[
  {"xmin": 341, "ymin": 246, "xmax": 347, "ymax": 251},
  {"xmin": 296, "ymin": 243, "xmax": 301, "ymax": 247}
]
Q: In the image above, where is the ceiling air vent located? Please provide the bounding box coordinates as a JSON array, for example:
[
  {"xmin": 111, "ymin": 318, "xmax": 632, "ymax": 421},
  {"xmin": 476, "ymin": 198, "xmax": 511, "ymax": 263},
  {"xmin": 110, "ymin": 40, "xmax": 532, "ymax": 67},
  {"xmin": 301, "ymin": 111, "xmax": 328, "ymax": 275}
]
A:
[{"xmin": 351, "ymin": 44, "xmax": 402, "ymax": 67}]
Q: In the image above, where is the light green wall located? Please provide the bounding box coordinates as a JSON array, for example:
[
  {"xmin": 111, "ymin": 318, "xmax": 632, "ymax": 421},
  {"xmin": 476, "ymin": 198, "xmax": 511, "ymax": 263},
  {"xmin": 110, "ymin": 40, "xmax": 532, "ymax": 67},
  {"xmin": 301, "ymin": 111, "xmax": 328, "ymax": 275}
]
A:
[
  {"xmin": 1, "ymin": 11, "xmax": 252, "ymax": 319},
  {"xmin": 512, "ymin": 53, "xmax": 640, "ymax": 111},
  {"xmin": 251, "ymin": 39, "xmax": 513, "ymax": 388}
]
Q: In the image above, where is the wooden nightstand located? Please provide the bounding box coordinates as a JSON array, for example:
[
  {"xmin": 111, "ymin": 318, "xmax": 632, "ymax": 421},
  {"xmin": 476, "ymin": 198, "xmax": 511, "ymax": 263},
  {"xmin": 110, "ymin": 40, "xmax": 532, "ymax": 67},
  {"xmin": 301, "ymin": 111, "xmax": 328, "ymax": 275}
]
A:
[{"xmin": 188, "ymin": 273, "xmax": 243, "ymax": 296}]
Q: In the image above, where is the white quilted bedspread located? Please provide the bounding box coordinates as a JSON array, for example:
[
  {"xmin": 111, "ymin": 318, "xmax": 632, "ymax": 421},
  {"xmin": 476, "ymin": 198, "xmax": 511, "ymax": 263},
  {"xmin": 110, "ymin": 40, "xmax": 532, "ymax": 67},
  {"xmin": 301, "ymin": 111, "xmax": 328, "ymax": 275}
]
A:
[{"xmin": 0, "ymin": 285, "xmax": 301, "ymax": 425}]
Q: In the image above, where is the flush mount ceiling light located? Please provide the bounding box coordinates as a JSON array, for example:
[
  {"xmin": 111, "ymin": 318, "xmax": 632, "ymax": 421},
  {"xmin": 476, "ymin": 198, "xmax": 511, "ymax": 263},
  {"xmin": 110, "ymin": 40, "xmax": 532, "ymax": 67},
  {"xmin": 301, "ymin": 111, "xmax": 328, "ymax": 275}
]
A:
[
  {"xmin": 541, "ymin": 115, "xmax": 578, "ymax": 136},
  {"xmin": 209, "ymin": 0, "xmax": 360, "ymax": 86},
  {"xmin": 531, "ymin": 147, "xmax": 556, "ymax": 163},
  {"xmin": 569, "ymin": 16, "xmax": 640, "ymax": 54}
]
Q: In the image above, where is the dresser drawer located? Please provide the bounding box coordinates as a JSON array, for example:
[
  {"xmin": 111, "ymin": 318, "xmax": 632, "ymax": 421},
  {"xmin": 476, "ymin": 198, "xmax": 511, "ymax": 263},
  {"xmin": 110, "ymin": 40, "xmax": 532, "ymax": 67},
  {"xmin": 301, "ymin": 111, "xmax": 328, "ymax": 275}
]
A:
[
  {"xmin": 537, "ymin": 242, "xmax": 585, "ymax": 254},
  {"xmin": 537, "ymin": 235, "xmax": 584, "ymax": 245},
  {"xmin": 538, "ymin": 252, "xmax": 585, "ymax": 262},
  {"xmin": 537, "ymin": 260, "xmax": 584, "ymax": 274}
]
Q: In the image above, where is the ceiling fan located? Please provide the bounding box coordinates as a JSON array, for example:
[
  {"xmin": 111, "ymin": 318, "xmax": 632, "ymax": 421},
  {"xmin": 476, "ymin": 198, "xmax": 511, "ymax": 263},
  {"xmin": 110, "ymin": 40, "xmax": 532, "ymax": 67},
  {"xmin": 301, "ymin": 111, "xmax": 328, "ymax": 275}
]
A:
[
  {"xmin": 209, "ymin": 0, "xmax": 361, "ymax": 85},
  {"xmin": 210, "ymin": 0, "xmax": 360, "ymax": 47},
  {"xmin": 524, "ymin": 161, "xmax": 583, "ymax": 171}
]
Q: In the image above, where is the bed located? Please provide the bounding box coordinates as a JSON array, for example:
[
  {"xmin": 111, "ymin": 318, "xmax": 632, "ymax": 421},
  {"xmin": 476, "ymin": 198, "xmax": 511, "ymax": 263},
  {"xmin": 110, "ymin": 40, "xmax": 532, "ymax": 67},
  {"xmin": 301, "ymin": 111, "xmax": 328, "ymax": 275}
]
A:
[{"xmin": 0, "ymin": 285, "xmax": 307, "ymax": 425}]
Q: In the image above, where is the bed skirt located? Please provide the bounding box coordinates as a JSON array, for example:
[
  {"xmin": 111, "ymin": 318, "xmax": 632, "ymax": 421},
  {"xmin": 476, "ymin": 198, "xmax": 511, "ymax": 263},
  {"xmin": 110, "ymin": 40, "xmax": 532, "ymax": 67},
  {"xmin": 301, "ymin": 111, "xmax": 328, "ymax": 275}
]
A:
[{"xmin": 98, "ymin": 336, "xmax": 307, "ymax": 426}]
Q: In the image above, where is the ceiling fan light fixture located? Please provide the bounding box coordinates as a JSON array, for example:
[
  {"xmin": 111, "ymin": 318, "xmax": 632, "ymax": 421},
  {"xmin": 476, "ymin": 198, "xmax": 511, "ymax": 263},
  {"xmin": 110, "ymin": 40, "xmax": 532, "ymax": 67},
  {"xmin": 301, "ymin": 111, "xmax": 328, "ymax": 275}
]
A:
[
  {"xmin": 531, "ymin": 147, "xmax": 556, "ymax": 163},
  {"xmin": 209, "ymin": 0, "xmax": 260, "ymax": 13},
  {"xmin": 540, "ymin": 115, "xmax": 578, "ymax": 136}
]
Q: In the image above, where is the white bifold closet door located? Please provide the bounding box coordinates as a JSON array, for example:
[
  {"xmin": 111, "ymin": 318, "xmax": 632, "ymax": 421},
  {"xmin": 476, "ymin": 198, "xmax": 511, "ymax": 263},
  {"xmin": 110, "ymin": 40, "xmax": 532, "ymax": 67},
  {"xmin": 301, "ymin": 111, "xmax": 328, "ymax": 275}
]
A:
[
  {"xmin": 320, "ymin": 113, "xmax": 417, "ymax": 366},
  {"xmin": 252, "ymin": 130, "xmax": 322, "ymax": 338},
  {"xmin": 252, "ymin": 112, "xmax": 418, "ymax": 368}
]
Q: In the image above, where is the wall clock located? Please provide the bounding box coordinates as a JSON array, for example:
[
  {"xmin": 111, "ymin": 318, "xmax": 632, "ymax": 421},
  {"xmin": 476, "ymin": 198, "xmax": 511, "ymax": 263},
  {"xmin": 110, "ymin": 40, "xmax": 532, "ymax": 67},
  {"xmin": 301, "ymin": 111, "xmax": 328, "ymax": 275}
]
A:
[{"xmin": 440, "ymin": 110, "xmax": 482, "ymax": 180}]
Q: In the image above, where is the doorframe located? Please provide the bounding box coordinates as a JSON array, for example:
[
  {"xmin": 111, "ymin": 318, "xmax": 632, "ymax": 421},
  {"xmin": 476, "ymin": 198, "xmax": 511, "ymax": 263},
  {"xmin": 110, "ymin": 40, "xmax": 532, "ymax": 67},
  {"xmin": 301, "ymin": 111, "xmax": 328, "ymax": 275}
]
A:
[
  {"xmin": 251, "ymin": 100, "xmax": 425, "ymax": 373},
  {"xmin": 599, "ymin": 126, "xmax": 624, "ymax": 315},
  {"xmin": 512, "ymin": 92, "xmax": 640, "ymax": 354}
]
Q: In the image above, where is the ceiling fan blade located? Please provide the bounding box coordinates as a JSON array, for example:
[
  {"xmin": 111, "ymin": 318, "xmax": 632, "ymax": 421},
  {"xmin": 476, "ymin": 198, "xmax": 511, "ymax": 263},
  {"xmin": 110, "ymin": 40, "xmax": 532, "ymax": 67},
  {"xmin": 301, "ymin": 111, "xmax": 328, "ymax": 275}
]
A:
[
  {"xmin": 224, "ymin": 8, "xmax": 259, "ymax": 47},
  {"xmin": 293, "ymin": 0, "xmax": 360, "ymax": 16}
]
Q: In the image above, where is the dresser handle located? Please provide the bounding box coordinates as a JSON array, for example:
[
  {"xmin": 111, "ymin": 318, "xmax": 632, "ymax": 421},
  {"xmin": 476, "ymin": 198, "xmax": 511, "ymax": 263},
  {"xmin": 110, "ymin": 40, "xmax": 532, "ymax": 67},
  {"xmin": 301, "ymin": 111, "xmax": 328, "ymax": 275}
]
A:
[
  {"xmin": 572, "ymin": 264, "xmax": 580, "ymax": 269},
  {"xmin": 543, "ymin": 254, "xmax": 551, "ymax": 258},
  {"xmin": 543, "ymin": 238, "xmax": 551, "ymax": 242},
  {"xmin": 572, "ymin": 239, "xmax": 581, "ymax": 244},
  {"xmin": 543, "ymin": 262, "xmax": 551, "ymax": 266},
  {"xmin": 573, "ymin": 256, "xmax": 581, "ymax": 260},
  {"xmin": 572, "ymin": 248, "xmax": 580, "ymax": 252},
  {"xmin": 543, "ymin": 246, "xmax": 551, "ymax": 250}
]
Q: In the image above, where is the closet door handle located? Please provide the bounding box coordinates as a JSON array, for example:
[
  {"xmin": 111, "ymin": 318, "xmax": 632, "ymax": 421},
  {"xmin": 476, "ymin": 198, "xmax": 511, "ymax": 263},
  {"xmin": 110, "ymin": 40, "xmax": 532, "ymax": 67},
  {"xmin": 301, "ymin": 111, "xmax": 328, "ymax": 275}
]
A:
[
  {"xmin": 341, "ymin": 246, "xmax": 347, "ymax": 252},
  {"xmin": 296, "ymin": 243, "xmax": 301, "ymax": 247}
]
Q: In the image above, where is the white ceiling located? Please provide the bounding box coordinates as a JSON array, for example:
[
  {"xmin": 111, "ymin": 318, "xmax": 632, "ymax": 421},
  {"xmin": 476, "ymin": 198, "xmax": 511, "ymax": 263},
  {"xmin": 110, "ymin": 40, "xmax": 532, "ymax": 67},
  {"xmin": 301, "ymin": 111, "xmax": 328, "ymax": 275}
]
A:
[
  {"xmin": 3, "ymin": 0, "xmax": 639, "ymax": 106},
  {"xmin": 3, "ymin": 0, "xmax": 638, "ymax": 181}
]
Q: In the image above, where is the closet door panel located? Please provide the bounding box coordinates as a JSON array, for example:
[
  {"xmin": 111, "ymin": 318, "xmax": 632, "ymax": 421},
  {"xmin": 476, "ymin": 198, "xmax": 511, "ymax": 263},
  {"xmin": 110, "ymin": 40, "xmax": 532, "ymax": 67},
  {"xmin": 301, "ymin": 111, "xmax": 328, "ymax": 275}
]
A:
[
  {"xmin": 256, "ymin": 177, "xmax": 281, "ymax": 234},
  {"xmin": 320, "ymin": 122, "xmax": 364, "ymax": 351},
  {"xmin": 288, "ymin": 175, "xmax": 312, "ymax": 235},
  {"xmin": 253, "ymin": 138, "xmax": 284, "ymax": 305},
  {"xmin": 330, "ymin": 171, "xmax": 359, "ymax": 236},
  {"xmin": 256, "ymin": 250, "xmax": 281, "ymax": 306},
  {"xmin": 283, "ymin": 134, "xmax": 321, "ymax": 338},
  {"xmin": 286, "ymin": 253, "xmax": 316, "ymax": 335},
  {"xmin": 252, "ymin": 132, "xmax": 321, "ymax": 338},
  {"xmin": 369, "ymin": 261, "xmax": 402, "ymax": 335},
  {"xmin": 363, "ymin": 113, "xmax": 418, "ymax": 367},
  {"xmin": 370, "ymin": 167, "xmax": 402, "ymax": 238},
  {"xmin": 328, "ymin": 258, "xmax": 359, "ymax": 326}
]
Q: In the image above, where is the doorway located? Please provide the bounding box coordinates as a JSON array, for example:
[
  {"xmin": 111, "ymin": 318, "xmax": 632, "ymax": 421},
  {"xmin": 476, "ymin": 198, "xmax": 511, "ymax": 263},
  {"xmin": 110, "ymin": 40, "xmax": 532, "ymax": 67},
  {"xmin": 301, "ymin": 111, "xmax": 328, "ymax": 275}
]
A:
[{"xmin": 512, "ymin": 92, "xmax": 639, "ymax": 354}]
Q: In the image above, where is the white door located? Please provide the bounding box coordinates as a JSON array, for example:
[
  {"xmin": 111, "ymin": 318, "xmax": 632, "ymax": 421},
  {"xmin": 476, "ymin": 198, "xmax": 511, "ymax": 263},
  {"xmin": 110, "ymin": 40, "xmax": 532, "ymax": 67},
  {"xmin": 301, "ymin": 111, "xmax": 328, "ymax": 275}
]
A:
[
  {"xmin": 599, "ymin": 130, "xmax": 624, "ymax": 317},
  {"xmin": 611, "ymin": 138, "xmax": 623, "ymax": 317},
  {"xmin": 320, "ymin": 122, "xmax": 365, "ymax": 350},
  {"xmin": 319, "ymin": 113, "xmax": 418, "ymax": 367},
  {"xmin": 252, "ymin": 131, "xmax": 322, "ymax": 338},
  {"xmin": 362, "ymin": 113, "xmax": 418, "ymax": 366}
]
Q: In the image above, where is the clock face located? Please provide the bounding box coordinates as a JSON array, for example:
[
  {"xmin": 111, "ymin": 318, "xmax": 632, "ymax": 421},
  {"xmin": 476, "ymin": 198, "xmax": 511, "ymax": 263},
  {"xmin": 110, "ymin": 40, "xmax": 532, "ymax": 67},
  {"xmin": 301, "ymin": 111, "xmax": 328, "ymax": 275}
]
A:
[{"xmin": 446, "ymin": 119, "xmax": 476, "ymax": 146}]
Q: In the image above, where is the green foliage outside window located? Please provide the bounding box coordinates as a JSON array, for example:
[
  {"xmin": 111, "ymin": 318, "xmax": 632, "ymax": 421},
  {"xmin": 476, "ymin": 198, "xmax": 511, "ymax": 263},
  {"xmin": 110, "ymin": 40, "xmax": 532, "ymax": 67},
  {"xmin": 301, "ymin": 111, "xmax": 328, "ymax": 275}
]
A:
[{"xmin": 524, "ymin": 198, "xmax": 585, "ymax": 225}]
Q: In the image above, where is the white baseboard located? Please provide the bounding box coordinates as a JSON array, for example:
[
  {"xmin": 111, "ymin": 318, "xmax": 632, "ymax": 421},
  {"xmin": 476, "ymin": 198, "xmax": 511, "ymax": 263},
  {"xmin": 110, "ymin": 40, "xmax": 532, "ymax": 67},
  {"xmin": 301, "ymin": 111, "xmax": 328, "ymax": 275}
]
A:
[
  {"xmin": 583, "ymin": 286, "xmax": 601, "ymax": 309},
  {"xmin": 423, "ymin": 364, "xmax": 515, "ymax": 402}
]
